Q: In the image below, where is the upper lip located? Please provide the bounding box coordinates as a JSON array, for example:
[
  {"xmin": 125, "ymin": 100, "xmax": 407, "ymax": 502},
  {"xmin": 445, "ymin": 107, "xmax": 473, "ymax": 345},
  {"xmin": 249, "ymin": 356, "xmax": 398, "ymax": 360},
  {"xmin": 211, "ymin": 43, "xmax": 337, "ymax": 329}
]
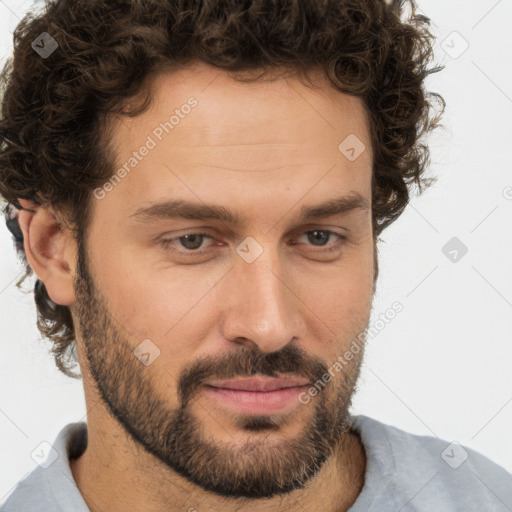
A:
[{"xmin": 205, "ymin": 376, "xmax": 310, "ymax": 392}]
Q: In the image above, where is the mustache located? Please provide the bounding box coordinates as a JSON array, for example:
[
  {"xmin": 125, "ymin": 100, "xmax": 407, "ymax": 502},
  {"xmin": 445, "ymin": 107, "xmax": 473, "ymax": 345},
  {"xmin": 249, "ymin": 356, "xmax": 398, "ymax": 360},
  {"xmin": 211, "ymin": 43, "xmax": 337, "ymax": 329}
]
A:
[{"xmin": 178, "ymin": 343, "xmax": 328, "ymax": 405}]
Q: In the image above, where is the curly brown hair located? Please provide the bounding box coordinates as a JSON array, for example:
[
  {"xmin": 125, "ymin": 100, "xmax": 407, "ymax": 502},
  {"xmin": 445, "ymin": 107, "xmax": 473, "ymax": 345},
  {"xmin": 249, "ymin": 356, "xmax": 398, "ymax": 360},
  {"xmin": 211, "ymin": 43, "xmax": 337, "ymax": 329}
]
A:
[{"xmin": 0, "ymin": 0, "xmax": 445, "ymax": 378}]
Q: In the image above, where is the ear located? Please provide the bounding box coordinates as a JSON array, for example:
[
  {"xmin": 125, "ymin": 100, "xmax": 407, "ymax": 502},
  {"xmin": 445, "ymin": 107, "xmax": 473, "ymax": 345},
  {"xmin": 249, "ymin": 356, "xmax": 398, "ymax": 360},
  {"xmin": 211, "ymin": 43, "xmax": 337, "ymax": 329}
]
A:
[{"xmin": 17, "ymin": 198, "xmax": 77, "ymax": 306}]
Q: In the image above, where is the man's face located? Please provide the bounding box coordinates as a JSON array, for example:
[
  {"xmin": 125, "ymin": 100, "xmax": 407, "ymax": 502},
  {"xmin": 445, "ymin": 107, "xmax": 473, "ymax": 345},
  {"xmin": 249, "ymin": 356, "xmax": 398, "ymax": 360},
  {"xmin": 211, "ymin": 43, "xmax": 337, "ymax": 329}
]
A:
[{"xmin": 71, "ymin": 62, "xmax": 375, "ymax": 499}]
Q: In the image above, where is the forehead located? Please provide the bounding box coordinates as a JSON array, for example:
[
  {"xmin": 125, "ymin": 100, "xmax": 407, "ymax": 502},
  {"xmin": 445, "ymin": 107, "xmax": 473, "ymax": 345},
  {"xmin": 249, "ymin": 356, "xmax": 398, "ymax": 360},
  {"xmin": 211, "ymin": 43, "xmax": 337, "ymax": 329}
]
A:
[
  {"xmin": 134, "ymin": 63, "xmax": 371, "ymax": 151},
  {"xmin": 99, "ymin": 62, "xmax": 373, "ymax": 221}
]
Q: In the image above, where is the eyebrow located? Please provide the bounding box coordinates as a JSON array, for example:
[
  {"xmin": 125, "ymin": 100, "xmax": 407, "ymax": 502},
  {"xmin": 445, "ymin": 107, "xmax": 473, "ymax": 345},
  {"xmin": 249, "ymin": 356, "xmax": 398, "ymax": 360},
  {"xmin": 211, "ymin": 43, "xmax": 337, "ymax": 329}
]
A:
[{"xmin": 129, "ymin": 192, "xmax": 369, "ymax": 226}]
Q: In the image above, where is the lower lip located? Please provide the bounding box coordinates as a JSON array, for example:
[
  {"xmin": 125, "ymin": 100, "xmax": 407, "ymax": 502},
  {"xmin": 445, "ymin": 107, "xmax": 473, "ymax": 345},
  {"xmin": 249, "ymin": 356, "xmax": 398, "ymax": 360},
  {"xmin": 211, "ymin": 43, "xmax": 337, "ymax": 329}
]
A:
[{"xmin": 202, "ymin": 385, "xmax": 309, "ymax": 414}]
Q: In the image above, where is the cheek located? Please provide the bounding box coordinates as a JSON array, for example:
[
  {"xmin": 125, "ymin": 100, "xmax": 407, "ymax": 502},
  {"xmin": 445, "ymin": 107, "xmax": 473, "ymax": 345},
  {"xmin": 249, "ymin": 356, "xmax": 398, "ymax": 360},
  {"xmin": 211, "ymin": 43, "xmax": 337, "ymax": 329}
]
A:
[
  {"xmin": 302, "ymin": 242, "xmax": 374, "ymax": 311},
  {"xmin": 87, "ymin": 230, "xmax": 217, "ymax": 350},
  {"xmin": 301, "ymin": 276, "xmax": 371, "ymax": 341},
  {"xmin": 294, "ymin": 245, "xmax": 374, "ymax": 357},
  {"xmin": 93, "ymin": 255, "xmax": 224, "ymax": 368}
]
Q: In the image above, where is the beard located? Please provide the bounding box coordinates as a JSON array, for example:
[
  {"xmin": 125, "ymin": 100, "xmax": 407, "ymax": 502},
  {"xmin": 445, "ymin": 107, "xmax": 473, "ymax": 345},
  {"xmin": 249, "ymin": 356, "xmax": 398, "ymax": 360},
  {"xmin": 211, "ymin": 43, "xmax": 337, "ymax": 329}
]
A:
[{"xmin": 72, "ymin": 234, "xmax": 368, "ymax": 500}]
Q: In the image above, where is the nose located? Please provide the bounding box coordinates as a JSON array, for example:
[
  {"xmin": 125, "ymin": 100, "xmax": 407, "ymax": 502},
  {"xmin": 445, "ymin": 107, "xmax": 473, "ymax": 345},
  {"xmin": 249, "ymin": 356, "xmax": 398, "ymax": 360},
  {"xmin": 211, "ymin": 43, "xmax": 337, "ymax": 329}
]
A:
[{"xmin": 220, "ymin": 244, "xmax": 305, "ymax": 353}]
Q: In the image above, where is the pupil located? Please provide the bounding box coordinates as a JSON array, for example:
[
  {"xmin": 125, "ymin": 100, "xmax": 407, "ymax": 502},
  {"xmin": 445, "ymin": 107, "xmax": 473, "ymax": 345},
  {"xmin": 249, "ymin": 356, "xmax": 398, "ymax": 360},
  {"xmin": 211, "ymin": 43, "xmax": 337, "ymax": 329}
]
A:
[
  {"xmin": 308, "ymin": 230, "xmax": 329, "ymax": 246},
  {"xmin": 181, "ymin": 234, "xmax": 203, "ymax": 250}
]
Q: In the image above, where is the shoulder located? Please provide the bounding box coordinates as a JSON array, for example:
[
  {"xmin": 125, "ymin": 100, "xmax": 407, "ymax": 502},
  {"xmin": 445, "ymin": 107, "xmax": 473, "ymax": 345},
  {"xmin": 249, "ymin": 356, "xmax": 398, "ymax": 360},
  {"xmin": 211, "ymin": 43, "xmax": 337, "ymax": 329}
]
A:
[
  {"xmin": 349, "ymin": 414, "xmax": 512, "ymax": 511},
  {"xmin": 1, "ymin": 422, "xmax": 88, "ymax": 512}
]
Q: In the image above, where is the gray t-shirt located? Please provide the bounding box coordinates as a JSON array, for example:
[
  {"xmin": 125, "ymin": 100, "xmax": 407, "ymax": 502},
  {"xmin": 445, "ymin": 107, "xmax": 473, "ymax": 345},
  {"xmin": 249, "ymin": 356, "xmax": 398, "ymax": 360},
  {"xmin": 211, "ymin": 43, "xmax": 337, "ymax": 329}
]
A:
[{"xmin": 2, "ymin": 414, "xmax": 511, "ymax": 511}]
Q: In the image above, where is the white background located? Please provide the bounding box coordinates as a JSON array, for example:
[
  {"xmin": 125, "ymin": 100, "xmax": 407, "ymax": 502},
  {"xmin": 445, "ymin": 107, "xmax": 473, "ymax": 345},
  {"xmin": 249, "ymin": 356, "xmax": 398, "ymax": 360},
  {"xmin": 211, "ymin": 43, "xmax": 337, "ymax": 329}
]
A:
[{"xmin": 1, "ymin": 0, "xmax": 511, "ymax": 505}]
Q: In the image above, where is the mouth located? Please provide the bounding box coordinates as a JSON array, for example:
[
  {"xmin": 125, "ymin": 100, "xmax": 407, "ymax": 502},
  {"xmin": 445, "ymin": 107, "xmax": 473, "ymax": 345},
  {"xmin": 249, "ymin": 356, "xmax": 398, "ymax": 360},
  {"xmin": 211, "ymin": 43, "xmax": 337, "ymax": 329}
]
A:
[
  {"xmin": 202, "ymin": 376, "xmax": 311, "ymax": 414},
  {"xmin": 205, "ymin": 376, "xmax": 310, "ymax": 392}
]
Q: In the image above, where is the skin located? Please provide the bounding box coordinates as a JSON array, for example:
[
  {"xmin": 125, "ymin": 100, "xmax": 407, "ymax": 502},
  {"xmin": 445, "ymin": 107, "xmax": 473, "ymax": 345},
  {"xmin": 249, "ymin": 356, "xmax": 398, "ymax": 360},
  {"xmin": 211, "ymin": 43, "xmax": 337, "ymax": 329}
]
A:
[{"xmin": 17, "ymin": 62, "xmax": 376, "ymax": 512}]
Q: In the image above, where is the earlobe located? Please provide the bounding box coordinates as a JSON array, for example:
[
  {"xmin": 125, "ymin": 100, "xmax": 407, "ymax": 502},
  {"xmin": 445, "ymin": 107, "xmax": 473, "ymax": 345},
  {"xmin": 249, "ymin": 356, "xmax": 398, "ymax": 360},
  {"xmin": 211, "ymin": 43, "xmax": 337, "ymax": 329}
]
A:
[{"xmin": 17, "ymin": 198, "xmax": 77, "ymax": 306}]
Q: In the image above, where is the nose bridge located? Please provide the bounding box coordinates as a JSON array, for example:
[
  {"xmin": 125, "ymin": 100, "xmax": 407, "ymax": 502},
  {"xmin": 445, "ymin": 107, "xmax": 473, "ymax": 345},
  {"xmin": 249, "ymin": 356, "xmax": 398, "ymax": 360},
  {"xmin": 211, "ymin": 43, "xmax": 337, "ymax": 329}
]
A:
[{"xmin": 221, "ymin": 240, "xmax": 303, "ymax": 352}]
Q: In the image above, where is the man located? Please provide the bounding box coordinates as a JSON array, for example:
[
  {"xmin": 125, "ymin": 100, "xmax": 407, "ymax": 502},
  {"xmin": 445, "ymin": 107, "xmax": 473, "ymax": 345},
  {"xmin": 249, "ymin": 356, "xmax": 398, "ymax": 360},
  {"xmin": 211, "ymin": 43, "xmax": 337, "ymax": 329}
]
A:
[{"xmin": 1, "ymin": 0, "xmax": 511, "ymax": 511}]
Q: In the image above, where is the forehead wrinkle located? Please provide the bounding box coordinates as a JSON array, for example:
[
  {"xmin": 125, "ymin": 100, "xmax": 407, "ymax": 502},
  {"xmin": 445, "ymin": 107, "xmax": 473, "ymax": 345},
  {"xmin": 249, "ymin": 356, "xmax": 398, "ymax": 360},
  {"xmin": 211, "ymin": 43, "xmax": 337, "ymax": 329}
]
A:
[
  {"xmin": 164, "ymin": 144, "xmax": 299, "ymax": 149},
  {"xmin": 185, "ymin": 162, "xmax": 303, "ymax": 173}
]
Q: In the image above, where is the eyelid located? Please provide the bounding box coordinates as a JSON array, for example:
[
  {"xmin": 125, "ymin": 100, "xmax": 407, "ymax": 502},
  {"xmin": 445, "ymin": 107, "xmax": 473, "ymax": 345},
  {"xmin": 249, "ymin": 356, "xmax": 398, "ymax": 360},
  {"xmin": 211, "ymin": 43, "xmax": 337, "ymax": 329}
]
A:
[
  {"xmin": 158, "ymin": 232, "xmax": 216, "ymax": 253},
  {"xmin": 157, "ymin": 223, "xmax": 348, "ymax": 241},
  {"xmin": 290, "ymin": 230, "xmax": 347, "ymax": 253},
  {"xmin": 158, "ymin": 227, "xmax": 348, "ymax": 257}
]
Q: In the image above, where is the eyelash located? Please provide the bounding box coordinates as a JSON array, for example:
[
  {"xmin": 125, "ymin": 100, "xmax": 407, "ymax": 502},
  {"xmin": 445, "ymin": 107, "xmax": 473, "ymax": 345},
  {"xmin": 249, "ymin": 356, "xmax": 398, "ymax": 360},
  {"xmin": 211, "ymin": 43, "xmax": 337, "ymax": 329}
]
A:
[{"xmin": 158, "ymin": 230, "xmax": 347, "ymax": 257}]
